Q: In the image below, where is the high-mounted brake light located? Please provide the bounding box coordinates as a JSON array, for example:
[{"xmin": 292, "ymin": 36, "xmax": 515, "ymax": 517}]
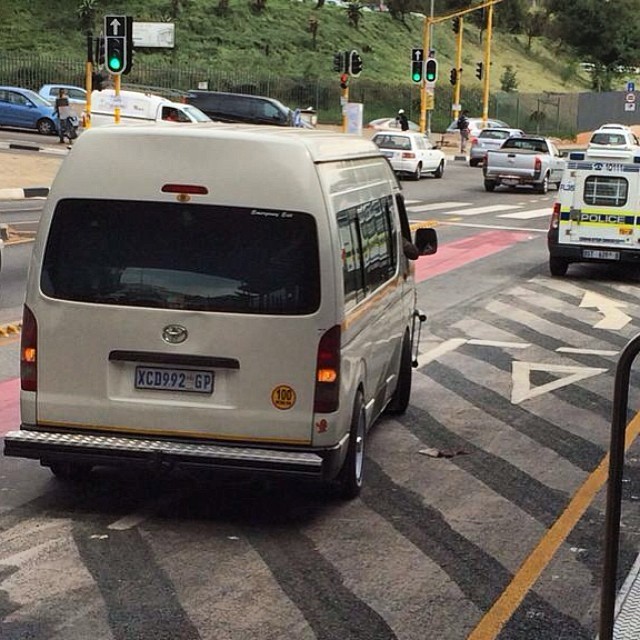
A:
[
  {"xmin": 161, "ymin": 184, "xmax": 208, "ymax": 195},
  {"xmin": 21, "ymin": 305, "xmax": 37, "ymax": 392},
  {"xmin": 314, "ymin": 325, "xmax": 341, "ymax": 413}
]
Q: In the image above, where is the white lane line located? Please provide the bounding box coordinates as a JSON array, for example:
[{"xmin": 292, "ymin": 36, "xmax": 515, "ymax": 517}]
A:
[
  {"xmin": 404, "ymin": 199, "xmax": 422, "ymax": 205},
  {"xmin": 498, "ymin": 207, "xmax": 552, "ymax": 219},
  {"xmin": 441, "ymin": 204, "xmax": 523, "ymax": 216},
  {"xmin": 419, "ymin": 338, "xmax": 467, "ymax": 367},
  {"xmin": 556, "ymin": 347, "xmax": 619, "ymax": 356},
  {"xmin": 440, "ymin": 221, "xmax": 547, "ymax": 233},
  {"xmin": 468, "ymin": 339, "xmax": 531, "ymax": 349},
  {"xmin": 406, "ymin": 201, "xmax": 471, "ymax": 212},
  {"xmin": 108, "ymin": 512, "xmax": 149, "ymax": 531}
]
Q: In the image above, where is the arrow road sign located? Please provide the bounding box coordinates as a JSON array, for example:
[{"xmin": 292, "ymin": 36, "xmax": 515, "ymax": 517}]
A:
[
  {"xmin": 412, "ymin": 48, "xmax": 424, "ymax": 62},
  {"xmin": 105, "ymin": 15, "xmax": 125, "ymax": 37}
]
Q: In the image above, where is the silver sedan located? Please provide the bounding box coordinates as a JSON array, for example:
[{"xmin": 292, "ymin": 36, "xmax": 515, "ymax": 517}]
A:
[{"xmin": 469, "ymin": 127, "xmax": 525, "ymax": 167}]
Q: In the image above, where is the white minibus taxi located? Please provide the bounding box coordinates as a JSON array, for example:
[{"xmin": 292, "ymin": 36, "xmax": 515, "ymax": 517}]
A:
[{"xmin": 4, "ymin": 124, "xmax": 437, "ymax": 499}]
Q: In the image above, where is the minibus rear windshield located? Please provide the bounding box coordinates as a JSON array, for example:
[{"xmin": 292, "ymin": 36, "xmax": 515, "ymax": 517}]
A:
[{"xmin": 41, "ymin": 199, "xmax": 320, "ymax": 315}]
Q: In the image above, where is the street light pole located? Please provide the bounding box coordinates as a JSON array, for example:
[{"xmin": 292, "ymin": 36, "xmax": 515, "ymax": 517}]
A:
[{"xmin": 426, "ymin": 0, "xmax": 434, "ymax": 136}]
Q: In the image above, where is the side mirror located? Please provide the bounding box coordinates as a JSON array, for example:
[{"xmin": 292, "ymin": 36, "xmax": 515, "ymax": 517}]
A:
[{"xmin": 414, "ymin": 227, "xmax": 438, "ymax": 256}]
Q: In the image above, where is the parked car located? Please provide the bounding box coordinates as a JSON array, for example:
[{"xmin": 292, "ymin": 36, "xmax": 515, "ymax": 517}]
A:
[
  {"xmin": 372, "ymin": 130, "xmax": 445, "ymax": 180},
  {"xmin": 0, "ymin": 86, "xmax": 59, "ymax": 135},
  {"xmin": 367, "ymin": 117, "xmax": 421, "ymax": 132},
  {"xmin": 587, "ymin": 123, "xmax": 640, "ymax": 156},
  {"xmin": 446, "ymin": 116, "xmax": 510, "ymax": 139},
  {"xmin": 38, "ymin": 84, "xmax": 87, "ymax": 118},
  {"xmin": 482, "ymin": 135, "xmax": 565, "ymax": 193},
  {"xmin": 469, "ymin": 127, "xmax": 526, "ymax": 166}
]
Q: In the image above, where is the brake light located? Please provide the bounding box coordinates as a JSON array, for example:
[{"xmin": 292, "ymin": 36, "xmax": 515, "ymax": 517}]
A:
[
  {"xmin": 314, "ymin": 325, "xmax": 340, "ymax": 413},
  {"xmin": 401, "ymin": 152, "xmax": 416, "ymax": 159},
  {"xmin": 161, "ymin": 184, "xmax": 208, "ymax": 194},
  {"xmin": 21, "ymin": 305, "xmax": 37, "ymax": 392},
  {"xmin": 534, "ymin": 156, "xmax": 542, "ymax": 172},
  {"xmin": 550, "ymin": 201, "xmax": 561, "ymax": 230},
  {"xmin": 470, "ymin": 137, "xmax": 478, "ymax": 145}
]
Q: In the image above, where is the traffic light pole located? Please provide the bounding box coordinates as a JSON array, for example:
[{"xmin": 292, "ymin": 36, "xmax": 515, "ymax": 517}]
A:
[
  {"xmin": 85, "ymin": 34, "xmax": 93, "ymax": 129},
  {"xmin": 114, "ymin": 73, "xmax": 121, "ymax": 124},
  {"xmin": 481, "ymin": 2, "xmax": 494, "ymax": 127},
  {"xmin": 341, "ymin": 85, "xmax": 349, "ymax": 133},
  {"xmin": 453, "ymin": 18, "xmax": 463, "ymax": 121},
  {"xmin": 419, "ymin": 19, "xmax": 431, "ymax": 134}
]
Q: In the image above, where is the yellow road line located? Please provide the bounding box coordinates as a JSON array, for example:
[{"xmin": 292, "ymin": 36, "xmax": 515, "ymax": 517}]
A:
[{"xmin": 468, "ymin": 411, "xmax": 640, "ymax": 639}]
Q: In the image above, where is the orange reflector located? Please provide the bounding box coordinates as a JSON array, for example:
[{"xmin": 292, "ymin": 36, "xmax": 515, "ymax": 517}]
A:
[
  {"xmin": 161, "ymin": 184, "xmax": 208, "ymax": 195},
  {"xmin": 317, "ymin": 368, "xmax": 338, "ymax": 383},
  {"xmin": 620, "ymin": 228, "xmax": 633, "ymax": 235},
  {"xmin": 23, "ymin": 347, "xmax": 36, "ymax": 363}
]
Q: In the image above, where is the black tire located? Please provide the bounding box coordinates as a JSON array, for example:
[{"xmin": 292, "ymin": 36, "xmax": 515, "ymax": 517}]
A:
[
  {"xmin": 484, "ymin": 180, "xmax": 496, "ymax": 192},
  {"xmin": 49, "ymin": 462, "xmax": 93, "ymax": 481},
  {"xmin": 549, "ymin": 256, "xmax": 569, "ymax": 277},
  {"xmin": 335, "ymin": 391, "xmax": 366, "ymax": 500},
  {"xmin": 37, "ymin": 118, "xmax": 56, "ymax": 136},
  {"xmin": 536, "ymin": 174, "xmax": 549, "ymax": 194},
  {"xmin": 386, "ymin": 335, "xmax": 412, "ymax": 415},
  {"xmin": 412, "ymin": 163, "xmax": 422, "ymax": 181},
  {"xmin": 469, "ymin": 158, "xmax": 480, "ymax": 167},
  {"xmin": 433, "ymin": 160, "xmax": 444, "ymax": 179}
]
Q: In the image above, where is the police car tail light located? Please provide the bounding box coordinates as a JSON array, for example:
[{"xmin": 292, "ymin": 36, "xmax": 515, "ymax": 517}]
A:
[
  {"xmin": 401, "ymin": 152, "xmax": 416, "ymax": 159},
  {"xmin": 21, "ymin": 305, "xmax": 37, "ymax": 392},
  {"xmin": 314, "ymin": 325, "xmax": 341, "ymax": 413},
  {"xmin": 550, "ymin": 202, "xmax": 561, "ymax": 230}
]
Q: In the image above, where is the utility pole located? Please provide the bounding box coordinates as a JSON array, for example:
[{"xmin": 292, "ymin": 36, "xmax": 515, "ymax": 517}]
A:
[
  {"xmin": 426, "ymin": 0, "xmax": 434, "ymax": 136},
  {"xmin": 482, "ymin": 3, "xmax": 494, "ymax": 127}
]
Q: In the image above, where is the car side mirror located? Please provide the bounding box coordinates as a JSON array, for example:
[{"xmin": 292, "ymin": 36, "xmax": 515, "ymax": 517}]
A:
[{"xmin": 414, "ymin": 227, "xmax": 438, "ymax": 256}]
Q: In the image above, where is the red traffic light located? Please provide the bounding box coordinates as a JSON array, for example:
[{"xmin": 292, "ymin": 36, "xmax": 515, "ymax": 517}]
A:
[{"xmin": 340, "ymin": 73, "xmax": 349, "ymax": 89}]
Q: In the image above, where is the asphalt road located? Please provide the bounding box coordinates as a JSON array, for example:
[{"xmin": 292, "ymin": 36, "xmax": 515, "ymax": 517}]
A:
[{"xmin": 0, "ymin": 150, "xmax": 639, "ymax": 640}]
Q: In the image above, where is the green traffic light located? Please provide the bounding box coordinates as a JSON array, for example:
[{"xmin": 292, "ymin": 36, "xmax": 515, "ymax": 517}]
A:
[
  {"xmin": 426, "ymin": 73, "xmax": 436, "ymax": 82},
  {"xmin": 109, "ymin": 56, "xmax": 122, "ymax": 71},
  {"xmin": 412, "ymin": 72, "xmax": 421, "ymax": 82}
]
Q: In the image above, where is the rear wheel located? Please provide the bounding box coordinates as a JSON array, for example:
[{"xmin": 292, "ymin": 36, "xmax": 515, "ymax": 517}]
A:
[
  {"xmin": 536, "ymin": 174, "xmax": 549, "ymax": 194},
  {"xmin": 49, "ymin": 462, "xmax": 93, "ymax": 481},
  {"xmin": 412, "ymin": 163, "xmax": 422, "ymax": 181},
  {"xmin": 469, "ymin": 158, "xmax": 480, "ymax": 167},
  {"xmin": 484, "ymin": 180, "xmax": 496, "ymax": 192},
  {"xmin": 433, "ymin": 161, "xmax": 444, "ymax": 179},
  {"xmin": 549, "ymin": 256, "xmax": 569, "ymax": 277},
  {"xmin": 386, "ymin": 335, "xmax": 412, "ymax": 415},
  {"xmin": 335, "ymin": 391, "xmax": 366, "ymax": 500}
]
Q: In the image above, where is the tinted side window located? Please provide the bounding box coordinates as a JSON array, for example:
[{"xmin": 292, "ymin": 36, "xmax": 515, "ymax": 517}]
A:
[
  {"xmin": 42, "ymin": 199, "xmax": 321, "ymax": 315},
  {"xmin": 337, "ymin": 210, "xmax": 365, "ymax": 311}
]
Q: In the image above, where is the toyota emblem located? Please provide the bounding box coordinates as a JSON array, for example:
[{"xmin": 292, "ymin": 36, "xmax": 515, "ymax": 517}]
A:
[{"xmin": 162, "ymin": 324, "xmax": 188, "ymax": 344}]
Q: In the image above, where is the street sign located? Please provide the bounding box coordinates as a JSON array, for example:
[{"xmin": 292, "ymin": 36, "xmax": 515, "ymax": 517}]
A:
[
  {"xmin": 132, "ymin": 22, "xmax": 175, "ymax": 48},
  {"xmin": 411, "ymin": 48, "xmax": 424, "ymax": 83},
  {"xmin": 625, "ymin": 103, "xmax": 636, "ymax": 112},
  {"xmin": 625, "ymin": 92, "xmax": 636, "ymax": 103},
  {"xmin": 412, "ymin": 48, "xmax": 424, "ymax": 62},
  {"xmin": 627, "ymin": 81, "xmax": 635, "ymax": 92}
]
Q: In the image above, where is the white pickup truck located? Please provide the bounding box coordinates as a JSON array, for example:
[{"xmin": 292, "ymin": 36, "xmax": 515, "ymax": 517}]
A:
[{"xmin": 482, "ymin": 136, "xmax": 566, "ymax": 194}]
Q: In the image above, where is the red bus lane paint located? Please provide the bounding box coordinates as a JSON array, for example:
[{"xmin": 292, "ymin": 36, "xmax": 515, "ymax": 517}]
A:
[
  {"xmin": 0, "ymin": 378, "xmax": 20, "ymax": 437},
  {"xmin": 414, "ymin": 230, "xmax": 536, "ymax": 282}
]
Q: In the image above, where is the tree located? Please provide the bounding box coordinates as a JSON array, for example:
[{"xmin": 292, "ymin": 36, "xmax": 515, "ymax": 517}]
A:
[
  {"xmin": 523, "ymin": 9, "xmax": 547, "ymax": 49},
  {"xmin": 346, "ymin": 2, "xmax": 362, "ymax": 29},
  {"xmin": 500, "ymin": 65, "xmax": 519, "ymax": 93},
  {"xmin": 308, "ymin": 16, "xmax": 319, "ymax": 49},
  {"xmin": 76, "ymin": 0, "xmax": 100, "ymax": 33}
]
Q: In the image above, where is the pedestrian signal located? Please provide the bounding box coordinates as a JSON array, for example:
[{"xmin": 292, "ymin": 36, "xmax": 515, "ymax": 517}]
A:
[
  {"xmin": 475, "ymin": 62, "xmax": 483, "ymax": 80},
  {"xmin": 449, "ymin": 68, "xmax": 457, "ymax": 86},
  {"xmin": 349, "ymin": 50, "xmax": 363, "ymax": 77}
]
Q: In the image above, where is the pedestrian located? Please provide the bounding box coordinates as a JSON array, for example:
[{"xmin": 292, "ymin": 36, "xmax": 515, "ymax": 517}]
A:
[
  {"xmin": 53, "ymin": 89, "xmax": 73, "ymax": 144},
  {"xmin": 396, "ymin": 109, "xmax": 409, "ymax": 131},
  {"xmin": 457, "ymin": 109, "xmax": 470, "ymax": 153}
]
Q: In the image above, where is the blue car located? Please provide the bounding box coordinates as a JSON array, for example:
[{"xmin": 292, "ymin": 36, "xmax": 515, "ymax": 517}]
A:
[{"xmin": 0, "ymin": 86, "xmax": 59, "ymax": 135}]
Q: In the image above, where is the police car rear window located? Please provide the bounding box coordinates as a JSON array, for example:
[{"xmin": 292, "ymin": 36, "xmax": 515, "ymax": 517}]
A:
[
  {"xmin": 584, "ymin": 176, "xmax": 628, "ymax": 207},
  {"xmin": 41, "ymin": 199, "xmax": 321, "ymax": 315}
]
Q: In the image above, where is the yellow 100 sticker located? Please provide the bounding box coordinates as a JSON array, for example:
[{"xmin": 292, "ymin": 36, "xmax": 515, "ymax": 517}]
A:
[{"xmin": 271, "ymin": 385, "xmax": 296, "ymax": 410}]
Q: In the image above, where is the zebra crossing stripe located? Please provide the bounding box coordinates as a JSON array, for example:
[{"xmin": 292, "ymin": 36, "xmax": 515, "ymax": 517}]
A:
[
  {"xmin": 498, "ymin": 208, "xmax": 552, "ymax": 220},
  {"xmin": 407, "ymin": 201, "xmax": 471, "ymax": 213}
]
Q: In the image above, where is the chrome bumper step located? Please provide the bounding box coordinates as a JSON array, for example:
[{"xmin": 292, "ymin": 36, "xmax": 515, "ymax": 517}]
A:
[{"xmin": 3, "ymin": 429, "xmax": 324, "ymax": 476}]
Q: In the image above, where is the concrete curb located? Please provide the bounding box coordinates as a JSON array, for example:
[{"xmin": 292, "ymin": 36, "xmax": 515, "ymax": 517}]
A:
[{"xmin": 0, "ymin": 186, "xmax": 50, "ymax": 201}]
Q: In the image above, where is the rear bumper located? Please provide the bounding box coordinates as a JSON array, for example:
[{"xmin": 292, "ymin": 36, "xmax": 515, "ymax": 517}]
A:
[
  {"xmin": 3, "ymin": 427, "xmax": 345, "ymax": 480},
  {"xmin": 548, "ymin": 236, "xmax": 640, "ymax": 263}
]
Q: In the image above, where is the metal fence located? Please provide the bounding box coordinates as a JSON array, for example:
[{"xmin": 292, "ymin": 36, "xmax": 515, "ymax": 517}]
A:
[{"xmin": 0, "ymin": 53, "xmax": 580, "ymax": 136}]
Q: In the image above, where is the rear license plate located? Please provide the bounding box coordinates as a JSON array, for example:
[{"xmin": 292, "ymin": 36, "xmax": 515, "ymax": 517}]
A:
[
  {"xmin": 582, "ymin": 249, "xmax": 620, "ymax": 260},
  {"xmin": 502, "ymin": 178, "xmax": 520, "ymax": 185},
  {"xmin": 381, "ymin": 150, "xmax": 394, "ymax": 158},
  {"xmin": 135, "ymin": 366, "xmax": 214, "ymax": 394}
]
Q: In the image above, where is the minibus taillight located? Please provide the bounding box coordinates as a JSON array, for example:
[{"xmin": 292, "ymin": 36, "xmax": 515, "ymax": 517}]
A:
[
  {"xmin": 314, "ymin": 325, "xmax": 341, "ymax": 413},
  {"xmin": 550, "ymin": 201, "xmax": 561, "ymax": 230},
  {"xmin": 21, "ymin": 305, "xmax": 37, "ymax": 392}
]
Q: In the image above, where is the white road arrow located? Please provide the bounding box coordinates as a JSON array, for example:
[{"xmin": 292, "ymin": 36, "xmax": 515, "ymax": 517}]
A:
[
  {"xmin": 110, "ymin": 18, "xmax": 122, "ymax": 35},
  {"xmin": 580, "ymin": 291, "xmax": 632, "ymax": 330}
]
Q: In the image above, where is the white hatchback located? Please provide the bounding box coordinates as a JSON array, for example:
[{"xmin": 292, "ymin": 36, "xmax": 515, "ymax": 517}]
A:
[{"xmin": 372, "ymin": 131, "xmax": 446, "ymax": 180}]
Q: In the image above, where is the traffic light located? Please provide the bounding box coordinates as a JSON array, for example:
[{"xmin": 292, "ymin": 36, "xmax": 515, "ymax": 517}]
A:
[
  {"xmin": 332, "ymin": 51, "xmax": 346, "ymax": 73},
  {"xmin": 106, "ymin": 37, "xmax": 125, "ymax": 74},
  {"xmin": 340, "ymin": 73, "xmax": 349, "ymax": 89},
  {"xmin": 449, "ymin": 68, "xmax": 457, "ymax": 86},
  {"xmin": 425, "ymin": 58, "xmax": 438, "ymax": 83},
  {"xmin": 94, "ymin": 35, "xmax": 105, "ymax": 67},
  {"xmin": 122, "ymin": 16, "xmax": 134, "ymax": 75},
  {"xmin": 475, "ymin": 61, "xmax": 483, "ymax": 80},
  {"xmin": 411, "ymin": 59, "xmax": 423, "ymax": 83},
  {"xmin": 349, "ymin": 50, "xmax": 363, "ymax": 77},
  {"xmin": 452, "ymin": 17, "xmax": 460, "ymax": 33}
]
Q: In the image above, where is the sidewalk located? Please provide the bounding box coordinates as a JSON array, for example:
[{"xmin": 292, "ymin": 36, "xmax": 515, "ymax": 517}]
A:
[{"xmin": 0, "ymin": 148, "xmax": 63, "ymax": 198}]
